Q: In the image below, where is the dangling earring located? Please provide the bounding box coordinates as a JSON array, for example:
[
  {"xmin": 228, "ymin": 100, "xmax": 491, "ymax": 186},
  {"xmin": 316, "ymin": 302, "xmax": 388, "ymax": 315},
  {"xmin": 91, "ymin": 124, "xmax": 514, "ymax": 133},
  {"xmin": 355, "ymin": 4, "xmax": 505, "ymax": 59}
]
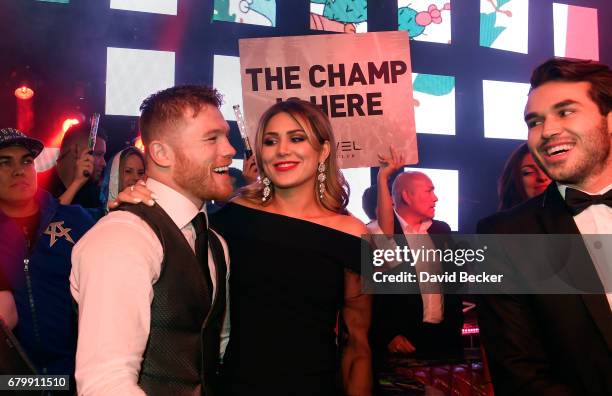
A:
[
  {"xmin": 317, "ymin": 162, "xmax": 326, "ymax": 200},
  {"xmin": 262, "ymin": 176, "xmax": 272, "ymax": 202}
]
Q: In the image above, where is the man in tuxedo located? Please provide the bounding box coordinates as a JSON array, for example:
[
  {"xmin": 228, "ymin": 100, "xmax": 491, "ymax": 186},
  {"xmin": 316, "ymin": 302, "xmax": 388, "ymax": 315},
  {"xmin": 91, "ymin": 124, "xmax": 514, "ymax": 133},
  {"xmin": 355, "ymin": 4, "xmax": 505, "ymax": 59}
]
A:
[
  {"xmin": 369, "ymin": 159, "xmax": 463, "ymax": 359},
  {"xmin": 477, "ymin": 58, "xmax": 612, "ymax": 395}
]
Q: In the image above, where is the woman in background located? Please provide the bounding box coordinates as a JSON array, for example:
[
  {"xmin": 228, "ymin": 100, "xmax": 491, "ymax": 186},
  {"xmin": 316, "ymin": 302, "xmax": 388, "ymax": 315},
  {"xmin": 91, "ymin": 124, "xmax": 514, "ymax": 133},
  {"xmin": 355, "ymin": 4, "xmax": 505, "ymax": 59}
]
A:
[
  {"xmin": 99, "ymin": 146, "xmax": 145, "ymax": 212},
  {"xmin": 497, "ymin": 142, "xmax": 551, "ymax": 210}
]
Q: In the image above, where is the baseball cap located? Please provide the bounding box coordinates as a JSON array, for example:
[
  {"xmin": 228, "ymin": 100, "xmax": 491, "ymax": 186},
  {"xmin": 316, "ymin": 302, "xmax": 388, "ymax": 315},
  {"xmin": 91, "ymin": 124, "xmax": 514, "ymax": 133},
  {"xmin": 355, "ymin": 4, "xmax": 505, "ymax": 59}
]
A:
[{"xmin": 0, "ymin": 128, "xmax": 44, "ymax": 158}]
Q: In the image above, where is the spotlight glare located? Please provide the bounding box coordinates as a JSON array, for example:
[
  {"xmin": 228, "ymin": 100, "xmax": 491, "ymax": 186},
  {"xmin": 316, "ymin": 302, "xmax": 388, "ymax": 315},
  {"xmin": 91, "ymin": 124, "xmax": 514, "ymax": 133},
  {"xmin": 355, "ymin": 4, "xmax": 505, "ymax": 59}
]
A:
[
  {"xmin": 62, "ymin": 118, "xmax": 80, "ymax": 133},
  {"xmin": 15, "ymin": 86, "xmax": 35, "ymax": 100},
  {"xmin": 134, "ymin": 135, "xmax": 145, "ymax": 152}
]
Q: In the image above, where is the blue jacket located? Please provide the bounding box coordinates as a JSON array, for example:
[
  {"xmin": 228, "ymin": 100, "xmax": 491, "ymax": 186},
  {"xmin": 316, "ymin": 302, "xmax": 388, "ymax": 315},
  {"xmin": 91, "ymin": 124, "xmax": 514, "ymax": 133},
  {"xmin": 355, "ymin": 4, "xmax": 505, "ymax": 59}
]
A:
[{"xmin": 0, "ymin": 190, "xmax": 95, "ymax": 375}]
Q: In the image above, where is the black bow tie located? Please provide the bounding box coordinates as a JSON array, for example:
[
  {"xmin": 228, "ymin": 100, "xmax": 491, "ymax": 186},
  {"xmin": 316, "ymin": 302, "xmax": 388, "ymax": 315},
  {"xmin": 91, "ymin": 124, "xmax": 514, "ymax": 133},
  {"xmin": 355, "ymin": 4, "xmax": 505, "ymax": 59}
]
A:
[{"xmin": 564, "ymin": 187, "xmax": 612, "ymax": 215}]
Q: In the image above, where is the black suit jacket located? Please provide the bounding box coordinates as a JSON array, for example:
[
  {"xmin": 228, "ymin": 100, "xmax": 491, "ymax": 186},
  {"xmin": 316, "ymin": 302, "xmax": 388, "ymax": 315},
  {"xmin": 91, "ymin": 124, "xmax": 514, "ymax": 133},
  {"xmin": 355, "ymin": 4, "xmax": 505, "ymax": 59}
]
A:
[
  {"xmin": 477, "ymin": 183, "xmax": 612, "ymax": 396},
  {"xmin": 370, "ymin": 218, "xmax": 464, "ymax": 359}
]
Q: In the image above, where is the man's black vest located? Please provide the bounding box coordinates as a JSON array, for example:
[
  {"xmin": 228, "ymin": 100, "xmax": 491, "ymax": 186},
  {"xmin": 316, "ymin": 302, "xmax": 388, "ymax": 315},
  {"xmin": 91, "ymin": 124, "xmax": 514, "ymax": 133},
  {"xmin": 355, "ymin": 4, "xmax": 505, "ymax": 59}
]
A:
[{"xmin": 119, "ymin": 203, "xmax": 227, "ymax": 396}]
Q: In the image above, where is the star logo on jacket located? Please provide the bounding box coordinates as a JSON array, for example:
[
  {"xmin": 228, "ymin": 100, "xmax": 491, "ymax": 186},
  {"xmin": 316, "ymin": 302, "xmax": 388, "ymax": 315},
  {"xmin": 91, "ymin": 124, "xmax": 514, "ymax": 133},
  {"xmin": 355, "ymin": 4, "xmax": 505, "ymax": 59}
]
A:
[{"xmin": 44, "ymin": 221, "xmax": 75, "ymax": 247}]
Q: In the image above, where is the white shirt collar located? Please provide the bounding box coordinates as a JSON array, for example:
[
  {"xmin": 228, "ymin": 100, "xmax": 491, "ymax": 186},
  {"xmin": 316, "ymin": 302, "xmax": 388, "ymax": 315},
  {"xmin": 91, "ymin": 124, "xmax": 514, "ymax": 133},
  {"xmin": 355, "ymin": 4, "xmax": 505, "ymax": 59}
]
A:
[
  {"xmin": 146, "ymin": 177, "xmax": 207, "ymax": 230},
  {"xmin": 556, "ymin": 182, "xmax": 612, "ymax": 199},
  {"xmin": 394, "ymin": 209, "xmax": 432, "ymax": 234}
]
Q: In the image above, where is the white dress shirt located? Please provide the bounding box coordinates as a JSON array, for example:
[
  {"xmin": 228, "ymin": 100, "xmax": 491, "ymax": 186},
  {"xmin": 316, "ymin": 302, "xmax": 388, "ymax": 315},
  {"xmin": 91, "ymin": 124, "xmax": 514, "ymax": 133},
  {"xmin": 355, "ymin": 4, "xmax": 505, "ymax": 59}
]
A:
[
  {"xmin": 70, "ymin": 178, "xmax": 230, "ymax": 396},
  {"xmin": 557, "ymin": 183, "xmax": 612, "ymax": 311},
  {"xmin": 367, "ymin": 213, "xmax": 444, "ymax": 324}
]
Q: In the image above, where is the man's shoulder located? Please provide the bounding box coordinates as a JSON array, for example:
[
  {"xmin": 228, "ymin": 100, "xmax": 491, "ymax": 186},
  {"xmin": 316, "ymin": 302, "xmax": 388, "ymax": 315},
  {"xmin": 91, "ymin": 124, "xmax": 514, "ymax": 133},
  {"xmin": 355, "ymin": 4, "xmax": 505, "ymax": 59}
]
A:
[
  {"xmin": 80, "ymin": 209, "xmax": 151, "ymax": 240},
  {"xmin": 429, "ymin": 219, "xmax": 451, "ymax": 234},
  {"xmin": 477, "ymin": 195, "xmax": 545, "ymax": 234}
]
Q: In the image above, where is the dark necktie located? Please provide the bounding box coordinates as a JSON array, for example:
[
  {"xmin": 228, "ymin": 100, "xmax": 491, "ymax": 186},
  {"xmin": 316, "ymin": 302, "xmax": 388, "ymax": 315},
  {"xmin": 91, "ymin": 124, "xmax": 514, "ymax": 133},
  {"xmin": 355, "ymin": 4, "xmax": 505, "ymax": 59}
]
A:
[
  {"xmin": 192, "ymin": 212, "xmax": 214, "ymax": 298},
  {"xmin": 565, "ymin": 187, "xmax": 612, "ymax": 215}
]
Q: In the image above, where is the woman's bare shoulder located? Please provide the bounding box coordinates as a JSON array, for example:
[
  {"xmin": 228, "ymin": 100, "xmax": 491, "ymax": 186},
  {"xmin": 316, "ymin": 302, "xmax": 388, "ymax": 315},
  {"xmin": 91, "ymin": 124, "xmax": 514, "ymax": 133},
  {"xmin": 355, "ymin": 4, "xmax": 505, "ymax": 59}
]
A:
[{"xmin": 329, "ymin": 213, "xmax": 368, "ymax": 238}]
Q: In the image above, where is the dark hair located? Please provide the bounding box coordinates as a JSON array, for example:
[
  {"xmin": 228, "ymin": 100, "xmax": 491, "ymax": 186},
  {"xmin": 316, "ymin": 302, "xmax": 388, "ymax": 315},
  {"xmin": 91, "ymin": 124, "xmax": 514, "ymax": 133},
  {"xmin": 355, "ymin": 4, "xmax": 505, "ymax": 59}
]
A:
[
  {"xmin": 362, "ymin": 185, "xmax": 378, "ymax": 221},
  {"xmin": 60, "ymin": 121, "xmax": 108, "ymax": 154},
  {"xmin": 530, "ymin": 58, "xmax": 612, "ymax": 115},
  {"xmin": 119, "ymin": 146, "xmax": 145, "ymax": 167},
  {"xmin": 498, "ymin": 143, "xmax": 531, "ymax": 210},
  {"xmin": 139, "ymin": 85, "xmax": 223, "ymax": 145},
  {"xmin": 241, "ymin": 99, "xmax": 349, "ymax": 214},
  {"xmin": 228, "ymin": 167, "xmax": 247, "ymax": 191}
]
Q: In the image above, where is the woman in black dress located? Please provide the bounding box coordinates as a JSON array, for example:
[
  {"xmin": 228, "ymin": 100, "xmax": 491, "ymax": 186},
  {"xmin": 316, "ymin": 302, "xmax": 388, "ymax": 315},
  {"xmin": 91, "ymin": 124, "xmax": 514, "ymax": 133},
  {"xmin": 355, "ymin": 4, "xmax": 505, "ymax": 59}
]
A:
[{"xmin": 211, "ymin": 99, "xmax": 371, "ymax": 395}]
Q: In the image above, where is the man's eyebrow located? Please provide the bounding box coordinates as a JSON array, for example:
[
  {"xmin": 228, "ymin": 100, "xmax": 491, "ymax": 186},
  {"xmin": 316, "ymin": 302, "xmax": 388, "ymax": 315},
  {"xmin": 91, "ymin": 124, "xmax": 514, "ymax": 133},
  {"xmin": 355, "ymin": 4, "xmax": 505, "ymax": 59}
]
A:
[
  {"xmin": 203, "ymin": 128, "xmax": 229, "ymax": 136},
  {"xmin": 525, "ymin": 99, "xmax": 581, "ymax": 122},
  {"xmin": 552, "ymin": 99, "xmax": 580, "ymax": 109}
]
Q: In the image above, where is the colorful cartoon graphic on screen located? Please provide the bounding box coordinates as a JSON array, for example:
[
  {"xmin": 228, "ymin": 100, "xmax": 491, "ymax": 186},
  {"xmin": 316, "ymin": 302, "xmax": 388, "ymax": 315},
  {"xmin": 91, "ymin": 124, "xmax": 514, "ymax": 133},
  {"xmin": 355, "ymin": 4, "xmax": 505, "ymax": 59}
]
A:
[
  {"xmin": 398, "ymin": 1, "xmax": 451, "ymax": 44},
  {"xmin": 310, "ymin": 0, "xmax": 368, "ymax": 33},
  {"xmin": 479, "ymin": 0, "xmax": 528, "ymax": 54},
  {"xmin": 412, "ymin": 73, "xmax": 456, "ymax": 135},
  {"xmin": 213, "ymin": 0, "xmax": 276, "ymax": 27}
]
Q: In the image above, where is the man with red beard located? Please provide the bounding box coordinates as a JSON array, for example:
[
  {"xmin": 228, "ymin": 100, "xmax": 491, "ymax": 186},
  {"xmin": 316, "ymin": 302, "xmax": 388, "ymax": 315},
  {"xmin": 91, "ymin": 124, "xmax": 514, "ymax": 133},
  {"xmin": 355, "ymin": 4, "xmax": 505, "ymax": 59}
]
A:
[
  {"xmin": 71, "ymin": 86, "xmax": 235, "ymax": 395},
  {"xmin": 478, "ymin": 59, "xmax": 612, "ymax": 395}
]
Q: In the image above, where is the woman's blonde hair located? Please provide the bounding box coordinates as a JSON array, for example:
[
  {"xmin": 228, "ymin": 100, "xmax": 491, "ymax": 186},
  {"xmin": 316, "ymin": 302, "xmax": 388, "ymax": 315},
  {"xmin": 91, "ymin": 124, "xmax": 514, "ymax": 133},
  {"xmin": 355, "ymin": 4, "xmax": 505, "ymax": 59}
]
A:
[{"xmin": 240, "ymin": 99, "xmax": 349, "ymax": 214}]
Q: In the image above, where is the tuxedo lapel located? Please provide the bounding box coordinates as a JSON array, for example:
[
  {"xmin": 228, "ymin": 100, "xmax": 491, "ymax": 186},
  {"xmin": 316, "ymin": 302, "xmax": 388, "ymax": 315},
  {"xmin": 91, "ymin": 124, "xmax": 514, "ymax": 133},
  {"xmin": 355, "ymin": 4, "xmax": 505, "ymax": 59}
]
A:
[
  {"xmin": 539, "ymin": 184, "xmax": 612, "ymax": 351},
  {"xmin": 537, "ymin": 184, "xmax": 580, "ymax": 235}
]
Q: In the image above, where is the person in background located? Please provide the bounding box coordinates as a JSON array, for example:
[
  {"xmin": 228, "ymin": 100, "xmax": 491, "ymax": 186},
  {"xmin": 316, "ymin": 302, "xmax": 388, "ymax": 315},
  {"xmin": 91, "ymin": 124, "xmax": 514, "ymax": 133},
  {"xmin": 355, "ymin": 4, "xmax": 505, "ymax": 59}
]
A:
[
  {"xmin": 497, "ymin": 142, "xmax": 551, "ymax": 210},
  {"xmin": 362, "ymin": 184, "xmax": 378, "ymax": 222},
  {"xmin": 38, "ymin": 122, "xmax": 108, "ymax": 218},
  {"xmin": 99, "ymin": 146, "xmax": 146, "ymax": 212},
  {"xmin": 369, "ymin": 148, "xmax": 463, "ymax": 360},
  {"xmin": 0, "ymin": 127, "xmax": 95, "ymax": 387},
  {"xmin": 241, "ymin": 155, "xmax": 259, "ymax": 184}
]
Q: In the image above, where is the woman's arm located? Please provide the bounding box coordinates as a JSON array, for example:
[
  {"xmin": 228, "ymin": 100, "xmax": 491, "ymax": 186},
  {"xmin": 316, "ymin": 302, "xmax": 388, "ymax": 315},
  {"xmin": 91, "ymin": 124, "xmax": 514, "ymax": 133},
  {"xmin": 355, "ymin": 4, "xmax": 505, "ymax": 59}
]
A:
[
  {"xmin": 376, "ymin": 148, "xmax": 404, "ymax": 235},
  {"xmin": 341, "ymin": 270, "xmax": 372, "ymax": 396}
]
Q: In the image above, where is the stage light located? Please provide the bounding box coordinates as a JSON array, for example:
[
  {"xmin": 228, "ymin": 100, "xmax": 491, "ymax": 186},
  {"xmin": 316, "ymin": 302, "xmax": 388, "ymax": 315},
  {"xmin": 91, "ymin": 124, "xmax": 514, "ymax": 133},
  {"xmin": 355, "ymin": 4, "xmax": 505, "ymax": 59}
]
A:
[
  {"xmin": 15, "ymin": 86, "xmax": 35, "ymax": 100},
  {"xmin": 62, "ymin": 118, "xmax": 80, "ymax": 133},
  {"xmin": 134, "ymin": 135, "xmax": 145, "ymax": 152},
  {"xmin": 49, "ymin": 118, "xmax": 80, "ymax": 148}
]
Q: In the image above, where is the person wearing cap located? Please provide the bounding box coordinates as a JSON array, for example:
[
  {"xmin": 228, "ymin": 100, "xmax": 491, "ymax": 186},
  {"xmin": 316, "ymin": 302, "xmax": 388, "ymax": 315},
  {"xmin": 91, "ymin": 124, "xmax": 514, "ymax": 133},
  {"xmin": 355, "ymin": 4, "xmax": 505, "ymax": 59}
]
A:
[{"xmin": 0, "ymin": 128, "xmax": 95, "ymax": 385}]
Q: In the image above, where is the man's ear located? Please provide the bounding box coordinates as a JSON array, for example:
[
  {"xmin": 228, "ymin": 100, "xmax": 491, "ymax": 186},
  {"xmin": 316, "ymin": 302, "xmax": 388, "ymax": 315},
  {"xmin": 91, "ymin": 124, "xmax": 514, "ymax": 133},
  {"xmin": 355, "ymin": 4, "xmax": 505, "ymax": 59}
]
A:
[
  {"xmin": 401, "ymin": 190, "xmax": 411, "ymax": 207},
  {"xmin": 147, "ymin": 140, "xmax": 174, "ymax": 168},
  {"xmin": 319, "ymin": 140, "xmax": 331, "ymax": 163}
]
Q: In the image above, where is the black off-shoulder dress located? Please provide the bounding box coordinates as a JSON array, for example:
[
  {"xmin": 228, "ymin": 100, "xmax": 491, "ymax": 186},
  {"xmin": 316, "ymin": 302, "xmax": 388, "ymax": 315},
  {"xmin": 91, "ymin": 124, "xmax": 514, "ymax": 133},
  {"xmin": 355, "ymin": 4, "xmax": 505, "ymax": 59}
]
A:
[{"xmin": 210, "ymin": 202, "xmax": 363, "ymax": 396}]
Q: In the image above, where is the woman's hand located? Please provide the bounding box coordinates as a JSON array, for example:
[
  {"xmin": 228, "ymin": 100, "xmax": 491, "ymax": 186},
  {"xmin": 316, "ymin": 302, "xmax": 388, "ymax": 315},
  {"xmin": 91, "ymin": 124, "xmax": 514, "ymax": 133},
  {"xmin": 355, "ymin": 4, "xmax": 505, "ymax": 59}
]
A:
[{"xmin": 108, "ymin": 180, "xmax": 156, "ymax": 208}]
